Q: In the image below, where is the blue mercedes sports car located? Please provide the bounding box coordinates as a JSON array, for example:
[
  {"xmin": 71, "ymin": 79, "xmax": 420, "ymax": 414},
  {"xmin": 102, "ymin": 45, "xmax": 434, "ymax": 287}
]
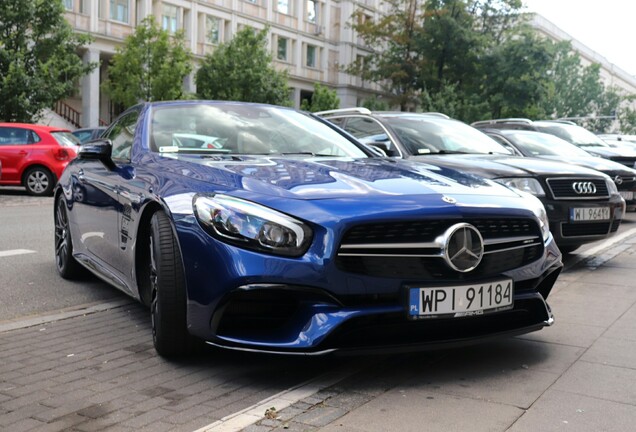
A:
[{"xmin": 54, "ymin": 101, "xmax": 562, "ymax": 357}]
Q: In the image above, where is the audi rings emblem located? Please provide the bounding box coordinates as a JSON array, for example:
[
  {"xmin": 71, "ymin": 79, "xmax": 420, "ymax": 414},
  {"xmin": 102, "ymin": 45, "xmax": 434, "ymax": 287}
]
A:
[
  {"xmin": 441, "ymin": 223, "xmax": 484, "ymax": 273},
  {"xmin": 614, "ymin": 175, "xmax": 623, "ymax": 185},
  {"xmin": 572, "ymin": 181, "xmax": 597, "ymax": 195}
]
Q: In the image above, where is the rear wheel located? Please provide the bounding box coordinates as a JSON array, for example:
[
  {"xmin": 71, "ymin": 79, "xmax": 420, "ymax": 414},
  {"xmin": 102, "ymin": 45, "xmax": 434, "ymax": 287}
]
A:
[
  {"xmin": 54, "ymin": 196, "xmax": 84, "ymax": 279},
  {"xmin": 149, "ymin": 211, "xmax": 193, "ymax": 357},
  {"xmin": 24, "ymin": 167, "xmax": 55, "ymax": 196}
]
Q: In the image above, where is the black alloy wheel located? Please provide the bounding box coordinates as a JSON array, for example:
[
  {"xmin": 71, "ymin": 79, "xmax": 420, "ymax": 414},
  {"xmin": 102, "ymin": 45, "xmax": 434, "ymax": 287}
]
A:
[
  {"xmin": 149, "ymin": 211, "xmax": 193, "ymax": 357},
  {"xmin": 54, "ymin": 196, "xmax": 84, "ymax": 279}
]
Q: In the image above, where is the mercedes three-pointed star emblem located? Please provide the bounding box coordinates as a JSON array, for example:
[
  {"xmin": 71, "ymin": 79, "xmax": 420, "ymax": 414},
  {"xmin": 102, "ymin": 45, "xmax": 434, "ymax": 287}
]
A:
[{"xmin": 442, "ymin": 223, "xmax": 484, "ymax": 273}]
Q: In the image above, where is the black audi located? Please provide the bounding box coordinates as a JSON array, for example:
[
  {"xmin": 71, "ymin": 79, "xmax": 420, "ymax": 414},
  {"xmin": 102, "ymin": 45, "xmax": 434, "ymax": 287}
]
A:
[
  {"xmin": 316, "ymin": 109, "xmax": 625, "ymax": 253},
  {"xmin": 482, "ymin": 129, "xmax": 636, "ymax": 211}
]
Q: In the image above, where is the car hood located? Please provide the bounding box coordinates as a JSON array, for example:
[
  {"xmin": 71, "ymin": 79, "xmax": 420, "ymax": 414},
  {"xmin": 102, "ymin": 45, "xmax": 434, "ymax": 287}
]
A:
[
  {"xmin": 408, "ymin": 154, "xmax": 606, "ymax": 178},
  {"xmin": 156, "ymin": 154, "xmax": 522, "ymax": 200},
  {"xmin": 539, "ymin": 155, "xmax": 636, "ymax": 175},
  {"xmin": 580, "ymin": 146, "xmax": 636, "ymax": 158}
]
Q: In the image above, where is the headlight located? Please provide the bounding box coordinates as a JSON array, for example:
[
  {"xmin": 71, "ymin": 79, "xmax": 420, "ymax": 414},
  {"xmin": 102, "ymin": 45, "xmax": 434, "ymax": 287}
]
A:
[
  {"xmin": 497, "ymin": 177, "xmax": 546, "ymax": 197},
  {"xmin": 511, "ymin": 190, "xmax": 551, "ymax": 242},
  {"xmin": 193, "ymin": 194, "xmax": 313, "ymax": 257},
  {"xmin": 606, "ymin": 178, "xmax": 619, "ymax": 194}
]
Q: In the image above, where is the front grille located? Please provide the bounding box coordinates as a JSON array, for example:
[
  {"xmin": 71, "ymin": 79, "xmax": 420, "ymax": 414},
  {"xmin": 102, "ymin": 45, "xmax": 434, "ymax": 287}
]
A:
[
  {"xmin": 546, "ymin": 178, "xmax": 609, "ymax": 199},
  {"xmin": 561, "ymin": 222, "xmax": 610, "ymax": 237},
  {"xmin": 336, "ymin": 218, "xmax": 543, "ymax": 280},
  {"xmin": 609, "ymin": 157, "xmax": 636, "ymax": 168},
  {"xmin": 614, "ymin": 176, "xmax": 636, "ymax": 190}
]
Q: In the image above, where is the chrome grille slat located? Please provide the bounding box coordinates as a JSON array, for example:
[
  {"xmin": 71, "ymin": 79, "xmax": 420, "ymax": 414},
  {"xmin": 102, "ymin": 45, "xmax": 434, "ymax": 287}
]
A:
[{"xmin": 546, "ymin": 177, "xmax": 609, "ymax": 200}]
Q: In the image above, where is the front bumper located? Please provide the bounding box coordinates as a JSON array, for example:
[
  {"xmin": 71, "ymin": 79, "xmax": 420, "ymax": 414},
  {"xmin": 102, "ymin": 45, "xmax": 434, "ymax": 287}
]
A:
[
  {"xmin": 184, "ymin": 236, "xmax": 563, "ymax": 355},
  {"xmin": 541, "ymin": 195, "xmax": 625, "ymax": 247}
]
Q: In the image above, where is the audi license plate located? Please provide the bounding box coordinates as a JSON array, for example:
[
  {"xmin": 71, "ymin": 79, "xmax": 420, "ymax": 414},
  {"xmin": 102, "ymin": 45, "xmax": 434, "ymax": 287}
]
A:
[
  {"xmin": 570, "ymin": 207, "xmax": 610, "ymax": 222},
  {"xmin": 408, "ymin": 279, "xmax": 513, "ymax": 318},
  {"xmin": 619, "ymin": 191, "xmax": 634, "ymax": 201}
]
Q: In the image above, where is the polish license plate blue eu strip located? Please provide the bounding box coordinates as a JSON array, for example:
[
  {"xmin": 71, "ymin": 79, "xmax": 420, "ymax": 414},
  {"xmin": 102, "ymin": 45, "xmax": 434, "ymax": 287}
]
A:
[{"xmin": 409, "ymin": 279, "xmax": 513, "ymax": 318}]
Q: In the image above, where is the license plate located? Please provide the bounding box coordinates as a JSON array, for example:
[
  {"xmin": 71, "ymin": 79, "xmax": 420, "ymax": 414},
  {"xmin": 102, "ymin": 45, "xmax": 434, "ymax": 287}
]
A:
[
  {"xmin": 570, "ymin": 207, "xmax": 610, "ymax": 221},
  {"xmin": 619, "ymin": 191, "xmax": 634, "ymax": 201},
  {"xmin": 408, "ymin": 279, "xmax": 513, "ymax": 318}
]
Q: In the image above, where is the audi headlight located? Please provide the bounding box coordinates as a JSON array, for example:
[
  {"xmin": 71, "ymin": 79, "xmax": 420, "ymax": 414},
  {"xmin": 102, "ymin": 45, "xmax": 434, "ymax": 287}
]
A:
[
  {"xmin": 193, "ymin": 194, "xmax": 313, "ymax": 257},
  {"xmin": 497, "ymin": 177, "xmax": 546, "ymax": 197},
  {"xmin": 606, "ymin": 177, "xmax": 619, "ymax": 195},
  {"xmin": 511, "ymin": 190, "xmax": 551, "ymax": 242}
]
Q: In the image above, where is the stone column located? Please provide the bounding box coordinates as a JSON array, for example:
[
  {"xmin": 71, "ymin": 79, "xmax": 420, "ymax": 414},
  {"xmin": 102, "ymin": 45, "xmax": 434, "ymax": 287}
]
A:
[{"xmin": 81, "ymin": 48, "xmax": 101, "ymax": 128}]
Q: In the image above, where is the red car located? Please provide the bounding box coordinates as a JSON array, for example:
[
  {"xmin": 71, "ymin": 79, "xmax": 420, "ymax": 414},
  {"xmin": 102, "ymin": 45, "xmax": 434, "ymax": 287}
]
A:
[{"xmin": 0, "ymin": 123, "xmax": 80, "ymax": 196}]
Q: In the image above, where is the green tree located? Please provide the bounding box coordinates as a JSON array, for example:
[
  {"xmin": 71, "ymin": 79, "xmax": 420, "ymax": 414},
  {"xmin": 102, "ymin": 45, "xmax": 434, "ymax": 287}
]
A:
[
  {"xmin": 479, "ymin": 30, "xmax": 554, "ymax": 119},
  {"xmin": 540, "ymin": 42, "xmax": 604, "ymax": 119},
  {"xmin": 347, "ymin": 0, "xmax": 427, "ymax": 111},
  {"xmin": 362, "ymin": 95, "xmax": 390, "ymax": 111},
  {"xmin": 0, "ymin": 0, "xmax": 95, "ymax": 122},
  {"xmin": 196, "ymin": 27, "xmax": 291, "ymax": 106},
  {"xmin": 102, "ymin": 17, "xmax": 192, "ymax": 108},
  {"xmin": 300, "ymin": 83, "xmax": 340, "ymax": 112}
]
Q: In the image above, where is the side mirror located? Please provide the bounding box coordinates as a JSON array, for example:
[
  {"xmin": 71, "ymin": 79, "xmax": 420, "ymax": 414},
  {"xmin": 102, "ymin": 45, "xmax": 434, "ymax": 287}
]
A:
[{"xmin": 78, "ymin": 139, "xmax": 115, "ymax": 168}]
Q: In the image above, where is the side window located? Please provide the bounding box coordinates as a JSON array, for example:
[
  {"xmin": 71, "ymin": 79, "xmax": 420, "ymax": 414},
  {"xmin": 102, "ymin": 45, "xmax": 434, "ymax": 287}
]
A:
[
  {"xmin": 344, "ymin": 117, "xmax": 384, "ymax": 139},
  {"xmin": 103, "ymin": 110, "xmax": 140, "ymax": 161},
  {"xmin": 326, "ymin": 117, "xmax": 346, "ymax": 128},
  {"xmin": 0, "ymin": 127, "xmax": 39, "ymax": 145},
  {"xmin": 488, "ymin": 135, "xmax": 517, "ymax": 155}
]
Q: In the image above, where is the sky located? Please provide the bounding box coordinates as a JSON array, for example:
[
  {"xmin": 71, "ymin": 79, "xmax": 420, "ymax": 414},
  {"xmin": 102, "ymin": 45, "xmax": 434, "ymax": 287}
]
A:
[{"xmin": 523, "ymin": 0, "xmax": 636, "ymax": 76}]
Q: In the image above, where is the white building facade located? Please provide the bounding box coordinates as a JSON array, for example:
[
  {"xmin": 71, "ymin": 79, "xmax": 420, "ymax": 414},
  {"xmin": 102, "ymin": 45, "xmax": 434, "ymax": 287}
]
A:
[{"xmin": 62, "ymin": 0, "xmax": 383, "ymax": 127}]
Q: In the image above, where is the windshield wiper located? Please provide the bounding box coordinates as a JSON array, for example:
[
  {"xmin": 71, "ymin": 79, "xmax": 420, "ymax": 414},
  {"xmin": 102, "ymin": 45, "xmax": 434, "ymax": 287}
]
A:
[{"xmin": 279, "ymin": 152, "xmax": 332, "ymax": 157}]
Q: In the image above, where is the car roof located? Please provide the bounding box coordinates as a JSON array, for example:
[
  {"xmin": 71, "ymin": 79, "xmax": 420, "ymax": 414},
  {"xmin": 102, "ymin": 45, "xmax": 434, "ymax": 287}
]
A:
[{"xmin": 0, "ymin": 123, "xmax": 70, "ymax": 133}]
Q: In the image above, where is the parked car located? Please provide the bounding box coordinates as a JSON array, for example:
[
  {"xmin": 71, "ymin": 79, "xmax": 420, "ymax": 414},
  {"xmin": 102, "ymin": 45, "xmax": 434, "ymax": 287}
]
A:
[
  {"xmin": 54, "ymin": 100, "xmax": 563, "ymax": 357},
  {"xmin": 482, "ymin": 129, "xmax": 636, "ymax": 211},
  {"xmin": 0, "ymin": 123, "xmax": 80, "ymax": 195},
  {"xmin": 471, "ymin": 118, "xmax": 636, "ymax": 168},
  {"xmin": 71, "ymin": 126, "xmax": 107, "ymax": 144},
  {"xmin": 317, "ymin": 108, "xmax": 625, "ymax": 253}
]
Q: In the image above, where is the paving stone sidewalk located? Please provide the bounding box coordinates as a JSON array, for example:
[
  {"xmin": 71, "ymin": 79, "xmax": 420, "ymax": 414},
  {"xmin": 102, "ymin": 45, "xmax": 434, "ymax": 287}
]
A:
[{"xmin": 241, "ymin": 236, "xmax": 636, "ymax": 432}]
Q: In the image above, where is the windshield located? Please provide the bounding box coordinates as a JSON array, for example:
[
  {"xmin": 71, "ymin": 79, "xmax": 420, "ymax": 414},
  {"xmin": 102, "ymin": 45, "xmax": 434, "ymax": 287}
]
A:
[
  {"xmin": 534, "ymin": 122, "xmax": 609, "ymax": 147},
  {"xmin": 383, "ymin": 116, "xmax": 512, "ymax": 155},
  {"xmin": 150, "ymin": 103, "xmax": 367, "ymax": 158},
  {"xmin": 51, "ymin": 131, "xmax": 81, "ymax": 148},
  {"xmin": 504, "ymin": 131, "xmax": 592, "ymax": 157}
]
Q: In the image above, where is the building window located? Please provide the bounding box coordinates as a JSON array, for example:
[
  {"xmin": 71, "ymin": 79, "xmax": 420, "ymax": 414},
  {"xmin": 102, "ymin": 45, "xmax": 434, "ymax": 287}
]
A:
[
  {"xmin": 277, "ymin": 0, "xmax": 290, "ymax": 14},
  {"xmin": 277, "ymin": 37, "xmax": 288, "ymax": 61},
  {"xmin": 162, "ymin": 4, "xmax": 178, "ymax": 33},
  {"xmin": 109, "ymin": 0, "xmax": 129, "ymax": 23},
  {"xmin": 306, "ymin": 45, "xmax": 317, "ymax": 68},
  {"xmin": 206, "ymin": 16, "xmax": 220, "ymax": 44},
  {"xmin": 79, "ymin": 0, "xmax": 87, "ymax": 14},
  {"xmin": 307, "ymin": 0, "xmax": 317, "ymax": 23},
  {"xmin": 63, "ymin": 0, "xmax": 73, "ymax": 10}
]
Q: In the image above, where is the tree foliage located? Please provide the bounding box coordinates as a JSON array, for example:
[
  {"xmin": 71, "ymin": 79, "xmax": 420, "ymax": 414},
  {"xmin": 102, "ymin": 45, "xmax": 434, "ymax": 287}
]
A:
[
  {"xmin": 301, "ymin": 83, "xmax": 340, "ymax": 112},
  {"xmin": 0, "ymin": 0, "xmax": 95, "ymax": 122},
  {"xmin": 347, "ymin": 0, "xmax": 427, "ymax": 111},
  {"xmin": 102, "ymin": 17, "xmax": 192, "ymax": 108},
  {"xmin": 347, "ymin": 0, "xmax": 636, "ymax": 130},
  {"xmin": 196, "ymin": 27, "xmax": 291, "ymax": 106},
  {"xmin": 539, "ymin": 42, "xmax": 604, "ymax": 119}
]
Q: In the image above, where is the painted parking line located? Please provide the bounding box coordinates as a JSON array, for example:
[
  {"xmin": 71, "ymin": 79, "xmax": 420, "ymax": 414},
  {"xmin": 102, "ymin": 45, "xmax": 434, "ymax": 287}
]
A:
[
  {"xmin": 193, "ymin": 366, "xmax": 358, "ymax": 432},
  {"xmin": 564, "ymin": 226, "xmax": 636, "ymax": 270},
  {"xmin": 0, "ymin": 249, "xmax": 36, "ymax": 258}
]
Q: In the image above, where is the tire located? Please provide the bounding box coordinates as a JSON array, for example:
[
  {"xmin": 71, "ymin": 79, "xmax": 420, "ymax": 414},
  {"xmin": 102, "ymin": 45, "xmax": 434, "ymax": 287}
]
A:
[
  {"xmin": 149, "ymin": 211, "xmax": 193, "ymax": 357},
  {"xmin": 24, "ymin": 167, "xmax": 55, "ymax": 196},
  {"xmin": 54, "ymin": 196, "xmax": 85, "ymax": 279}
]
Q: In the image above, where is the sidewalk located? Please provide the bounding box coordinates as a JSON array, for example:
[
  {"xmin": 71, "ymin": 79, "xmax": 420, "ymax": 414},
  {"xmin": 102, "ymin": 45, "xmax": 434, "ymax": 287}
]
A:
[
  {"xmin": 236, "ymin": 235, "xmax": 636, "ymax": 432},
  {"xmin": 1, "ymin": 234, "xmax": 635, "ymax": 432}
]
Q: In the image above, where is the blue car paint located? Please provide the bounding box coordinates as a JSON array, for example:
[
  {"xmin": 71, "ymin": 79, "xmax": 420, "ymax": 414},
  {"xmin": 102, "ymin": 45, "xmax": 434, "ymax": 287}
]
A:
[{"xmin": 56, "ymin": 101, "xmax": 562, "ymax": 354}]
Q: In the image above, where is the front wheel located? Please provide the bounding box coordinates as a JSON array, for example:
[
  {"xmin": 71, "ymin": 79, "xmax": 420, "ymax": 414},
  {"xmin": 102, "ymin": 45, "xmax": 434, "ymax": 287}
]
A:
[
  {"xmin": 54, "ymin": 196, "xmax": 84, "ymax": 279},
  {"xmin": 149, "ymin": 211, "xmax": 193, "ymax": 357},
  {"xmin": 24, "ymin": 167, "xmax": 55, "ymax": 196}
]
